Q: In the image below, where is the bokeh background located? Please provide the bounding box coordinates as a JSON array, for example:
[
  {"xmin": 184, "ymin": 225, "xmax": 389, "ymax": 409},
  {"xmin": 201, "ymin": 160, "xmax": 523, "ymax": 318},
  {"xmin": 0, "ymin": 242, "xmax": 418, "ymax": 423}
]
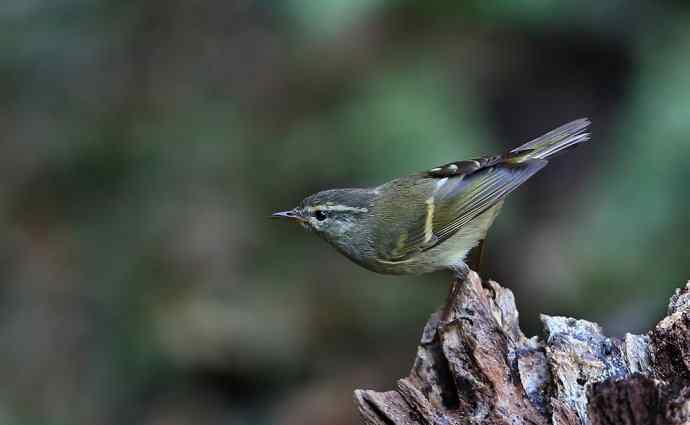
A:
[{"xmin": 2, "ymin": 1, "xmax": 690, "ymax": 424}]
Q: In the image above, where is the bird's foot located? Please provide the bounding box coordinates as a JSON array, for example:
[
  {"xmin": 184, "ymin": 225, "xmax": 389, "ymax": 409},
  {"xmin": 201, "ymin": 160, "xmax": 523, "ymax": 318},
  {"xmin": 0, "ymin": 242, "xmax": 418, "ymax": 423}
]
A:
[{"xmin": 449, "ymin": 263, "xmax": 470, "ymax": 281}]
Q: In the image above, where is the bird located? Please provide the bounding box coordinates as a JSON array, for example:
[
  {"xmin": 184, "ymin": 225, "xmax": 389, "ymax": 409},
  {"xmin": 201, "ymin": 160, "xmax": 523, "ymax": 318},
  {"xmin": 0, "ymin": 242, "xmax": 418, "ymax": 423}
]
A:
[{"xmin": 273, "ymin": 119, "xmax": 590, "ymax": 277}]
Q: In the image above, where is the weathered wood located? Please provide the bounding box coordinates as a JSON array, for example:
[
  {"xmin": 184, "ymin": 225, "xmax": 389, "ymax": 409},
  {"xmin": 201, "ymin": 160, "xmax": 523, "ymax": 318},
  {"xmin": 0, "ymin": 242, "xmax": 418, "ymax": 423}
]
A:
[{"xmin": 355, "ymin": 272, "xmax": 690, "ymax": 425}]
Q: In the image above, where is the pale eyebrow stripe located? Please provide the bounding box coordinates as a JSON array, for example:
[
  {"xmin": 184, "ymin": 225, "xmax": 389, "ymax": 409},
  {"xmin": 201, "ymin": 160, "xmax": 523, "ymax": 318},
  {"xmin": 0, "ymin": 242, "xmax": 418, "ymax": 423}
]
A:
[
  {"xmin": 305, "ymin": 205, "xmax": 369, "ymax": 213},
  {"xmin": 423, "ymin": 196, "xmax": 435, "ymax": 244}
]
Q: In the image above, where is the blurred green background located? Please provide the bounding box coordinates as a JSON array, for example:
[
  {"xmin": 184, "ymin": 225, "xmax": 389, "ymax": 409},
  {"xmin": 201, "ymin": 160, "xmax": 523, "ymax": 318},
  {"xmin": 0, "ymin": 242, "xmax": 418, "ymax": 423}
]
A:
[{"xmin": 2, "ymin": 1, "xmax": 690, "ymax": 424}]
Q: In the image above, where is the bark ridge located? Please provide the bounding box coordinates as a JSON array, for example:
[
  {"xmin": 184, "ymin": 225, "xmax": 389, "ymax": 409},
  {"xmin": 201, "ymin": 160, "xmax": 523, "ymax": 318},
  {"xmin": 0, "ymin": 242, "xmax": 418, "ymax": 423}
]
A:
[{"xmin": 355, "ymin": 272, "xmax": 690, "ymax": 425}]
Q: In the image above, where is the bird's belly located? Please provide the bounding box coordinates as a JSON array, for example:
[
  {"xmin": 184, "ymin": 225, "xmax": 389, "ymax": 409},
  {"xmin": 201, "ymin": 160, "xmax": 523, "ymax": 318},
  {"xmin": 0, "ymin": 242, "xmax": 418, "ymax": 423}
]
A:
[{"xmin": 408, "ymin": 228, "xmax": 479, "ymax": 273}]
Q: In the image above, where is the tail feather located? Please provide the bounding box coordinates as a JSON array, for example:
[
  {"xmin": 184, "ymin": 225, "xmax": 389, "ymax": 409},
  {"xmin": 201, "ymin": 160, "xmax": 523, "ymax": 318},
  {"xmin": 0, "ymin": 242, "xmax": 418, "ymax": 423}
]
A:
[{"xmin": 511, "ymin": 118, "xmax": 591, "ymax": 160}]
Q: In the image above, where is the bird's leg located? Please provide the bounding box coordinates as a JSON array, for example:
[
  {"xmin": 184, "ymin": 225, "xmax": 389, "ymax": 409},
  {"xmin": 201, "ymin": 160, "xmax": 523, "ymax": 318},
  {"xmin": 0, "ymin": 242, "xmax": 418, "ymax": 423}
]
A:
[
  {"xmin": 442, "ymin": 280, "xmax": 460, "ymax": 321},
  {"xmin": 465, "ymin": 239, "xmax": 485, "ymax": 276},
  {"xmin": 442, "ymin": 263, "xmax": 470, "ymax": 320}
]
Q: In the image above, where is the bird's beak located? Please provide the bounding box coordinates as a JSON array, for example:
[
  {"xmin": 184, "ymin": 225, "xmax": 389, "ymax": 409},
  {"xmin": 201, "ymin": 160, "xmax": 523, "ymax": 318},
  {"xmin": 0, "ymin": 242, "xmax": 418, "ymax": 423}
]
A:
[{"xmin": 271, "ymin": 208, "xmax": 306, "ymax": 222}]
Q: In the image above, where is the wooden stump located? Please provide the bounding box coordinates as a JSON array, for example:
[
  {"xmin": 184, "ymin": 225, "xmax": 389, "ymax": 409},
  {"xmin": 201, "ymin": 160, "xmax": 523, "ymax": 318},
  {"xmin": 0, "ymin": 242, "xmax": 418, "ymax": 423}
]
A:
[{"xmin": 355, "ymin": 272, "xmax": 690, "ymax": 425}]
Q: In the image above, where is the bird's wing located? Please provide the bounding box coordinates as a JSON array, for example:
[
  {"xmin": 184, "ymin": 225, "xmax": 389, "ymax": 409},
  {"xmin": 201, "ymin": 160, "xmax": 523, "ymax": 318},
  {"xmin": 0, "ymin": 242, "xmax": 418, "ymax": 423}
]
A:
[{"xmin": 375, "ymin": 156, "xmax": 547, "ymax": 262}]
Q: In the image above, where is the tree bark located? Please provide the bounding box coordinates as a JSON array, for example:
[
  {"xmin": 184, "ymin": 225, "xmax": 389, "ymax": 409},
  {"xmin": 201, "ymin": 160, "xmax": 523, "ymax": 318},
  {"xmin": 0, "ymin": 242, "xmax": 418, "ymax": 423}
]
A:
[{"xmin": 355, "ymin": 272, "xmax": 690, "ymax": 425}]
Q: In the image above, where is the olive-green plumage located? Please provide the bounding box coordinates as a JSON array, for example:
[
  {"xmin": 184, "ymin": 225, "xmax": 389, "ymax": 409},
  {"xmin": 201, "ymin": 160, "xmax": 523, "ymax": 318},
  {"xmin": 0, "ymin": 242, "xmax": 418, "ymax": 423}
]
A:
[{"xmin": 273, "ymin": 119, "xmax": 590, "ymax": 275}]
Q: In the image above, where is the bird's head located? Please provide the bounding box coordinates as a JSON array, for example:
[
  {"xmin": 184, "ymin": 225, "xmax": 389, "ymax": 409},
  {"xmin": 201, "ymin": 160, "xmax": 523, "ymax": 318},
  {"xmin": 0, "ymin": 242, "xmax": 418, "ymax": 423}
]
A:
[{"xmin": 272, "ymin": 188, "xmax": 375, "ymax": 253}]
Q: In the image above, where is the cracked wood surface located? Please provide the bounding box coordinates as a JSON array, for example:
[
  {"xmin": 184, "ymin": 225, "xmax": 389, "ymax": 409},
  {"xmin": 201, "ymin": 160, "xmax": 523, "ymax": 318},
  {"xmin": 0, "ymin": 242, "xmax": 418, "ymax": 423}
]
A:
[{"xmin": 355, "ymin": 272, "xmax": 690, "ymax": 425}]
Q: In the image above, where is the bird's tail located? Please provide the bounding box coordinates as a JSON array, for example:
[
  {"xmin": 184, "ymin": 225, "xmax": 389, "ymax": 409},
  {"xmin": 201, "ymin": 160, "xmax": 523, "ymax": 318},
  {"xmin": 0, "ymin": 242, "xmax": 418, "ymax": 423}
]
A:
[{"xmin": 511, "ymin": 118, "xmax": 591, "ymax": 160}]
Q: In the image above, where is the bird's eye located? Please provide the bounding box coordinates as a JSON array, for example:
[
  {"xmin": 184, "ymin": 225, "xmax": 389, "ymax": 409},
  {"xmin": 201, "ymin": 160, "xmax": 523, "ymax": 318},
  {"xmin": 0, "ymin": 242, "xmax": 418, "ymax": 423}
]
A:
[{"xmin": 314, "ymin": 210, "xmax": 328, "ymax": 221}]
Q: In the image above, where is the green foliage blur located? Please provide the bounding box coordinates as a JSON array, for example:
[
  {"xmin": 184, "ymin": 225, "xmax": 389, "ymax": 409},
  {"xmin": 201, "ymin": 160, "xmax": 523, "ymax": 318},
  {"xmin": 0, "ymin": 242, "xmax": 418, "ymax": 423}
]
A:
[{"xmin": 2, "ymin": 1, "xmax": 690, "ymax": 424}]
